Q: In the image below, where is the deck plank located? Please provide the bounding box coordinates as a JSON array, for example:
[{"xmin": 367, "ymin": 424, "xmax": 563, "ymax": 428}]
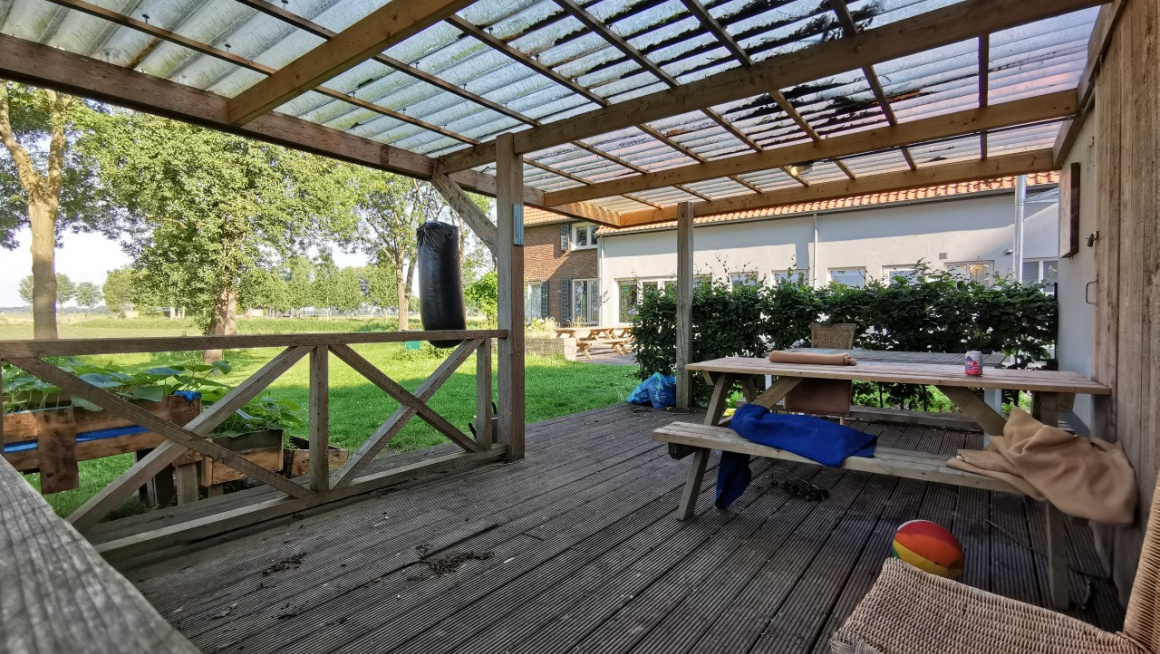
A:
[{"xmin": 119, "ymin": 404, "xmax": 1125, "ymax": 654}]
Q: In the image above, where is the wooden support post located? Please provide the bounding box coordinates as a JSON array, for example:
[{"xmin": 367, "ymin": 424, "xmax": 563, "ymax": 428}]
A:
[
  {"xmin": 309, "ymin": 345, "xmax": 330, "ymax": 493},
  {"xmin": 496, "ymin": 133, "xmax": 526, "ymax": 461},
  {"xmin": 676, "ymin": 201, "xmax": 695, "ymax": 409},
  {"xmin": 174, "ymin": 463, "xmax": 200, "ymax": 505},
  {"xmin": 476, "ymin": 337, "xmax": 493, "ymax": 448},
  {"xmin": 1033, "ymin": 391, "xmax": 1069, "ymax": 610}
]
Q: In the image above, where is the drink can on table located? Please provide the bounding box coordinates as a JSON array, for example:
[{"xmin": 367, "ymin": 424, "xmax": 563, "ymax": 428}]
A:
[{"xmin": 965, "ymin": 350, "xmax": 983, "ymax": 376}]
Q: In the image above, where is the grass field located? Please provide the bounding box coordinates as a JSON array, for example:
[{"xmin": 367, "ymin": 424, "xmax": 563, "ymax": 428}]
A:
[{"xmin": 0, "ymin": 315, "xmax": 639, "ymax": 516}]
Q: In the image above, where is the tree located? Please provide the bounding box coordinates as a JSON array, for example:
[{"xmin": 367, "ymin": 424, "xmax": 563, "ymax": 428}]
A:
[
  {"xmin": 239, "ymin": 266, "xmax": 290, "ymax": 315},
  {"xmin": 285, "ymin": 256, "xmax": 316, "ymax": 316},
  {"xmin": 18, "ymin": 273, "xmax": 75, "ymax": 306},
  {"xmin": 343, "ymin": 174, "xmax": 470, "ymax": 330},
  {"xmin": 84, "ymin": 110, "xmax": 358, "ymax": 359},
  {"xmin": 0, "ymin": 83, "xmax": 113, "ymax": 338},
  {"xmin": 74, "ymin": 281, "xmax": 101, "ymax": 312},
  {"xmin": 102, "ymin": 268, "xmax": 135, "ymax": 317},
  {"xmin": 360, "ymin": 262, "xmax": 397, "ymax": 315},
  {"xmin": 465, "ymin": 271, "xmax": 498, "ymax": 324},
  {"xmin": 330, "ymin": 267, "xmax": 365, "ymax": 314}
]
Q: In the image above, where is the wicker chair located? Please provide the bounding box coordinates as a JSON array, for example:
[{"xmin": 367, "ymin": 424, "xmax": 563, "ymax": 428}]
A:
[
  {"xmin": 831, "ymin": 479, "xmax": 1160, "ymax": 654},
  {"xmin": 810, "ymin": 322, "xmax": 858, "ymax": 349}
]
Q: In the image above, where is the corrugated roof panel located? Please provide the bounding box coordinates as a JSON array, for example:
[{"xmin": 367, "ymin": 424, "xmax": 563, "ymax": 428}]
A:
[
  {"xmin": 986, "ymin": 120, "xmax": 1064, "ymax": 156},
  {"xmin": 738, "ymin": 168, "xmax": 802, "ymax": 192},
  {"xmin": 647, "ymin": 111, "xmax": 753, "ymax": 159},
  {"xmin": 804, "ymin": 160, "xmax": 854, "ymax": 184},
  {"xmin": 909, "ymin": 134, "xmax": 980, "ymax": 166},
  {"xmin": 715, "ymin": 0, "xmax": 838, "ymax": 62},
  {"xmin": 627, "ymin": 185, "xmax": 704, "ymax": 205},
  {"xmin": 715, "ymin": 93, "xmax": 811, "ymax": 149},
  {"xmin": 987, "ymin": 10, "xmax": 1094, "ymax": 104},
  {"xmin": 872, "ymin": 39, "xmax": 978, "ymax": 123},
  {"xmin": 844, "ymin": 0, "xmax": 962, "ymax": 31},
  {"xmin": 592, "ymin": 195, "xmax": 655, "ymax": 212},
  {"xmin": 840, "ymin": 149, "xmax": 912, "ymax": 177},
  {"xmin": 682, "ymin": 176, "xmax": 752, "ymax": 199},
  {"xmin": 786, "ymin": 68, "xmax": 889, "ymax": 139},
  {"xmin": 580, "ymin": 127, "xmax": 699, "ymax": 171}
]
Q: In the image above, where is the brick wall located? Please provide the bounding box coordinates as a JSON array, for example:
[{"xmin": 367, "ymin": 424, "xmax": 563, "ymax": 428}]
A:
[{"xmin": 525, "ymin": 222, "xmax": 598, "ymax": 322}]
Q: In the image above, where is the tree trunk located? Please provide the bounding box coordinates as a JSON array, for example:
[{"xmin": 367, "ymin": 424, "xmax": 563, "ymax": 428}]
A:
[
  {"xmin": 28, "ymin": 200, "xmax": 59, "ymax": 340},
  {"xmin": 204, "ymin": 286, "xmax": 238, "ymax": 363},
  {"xmin": 396, "ymin": 268, "xmax": 409, "ymax": 332}
]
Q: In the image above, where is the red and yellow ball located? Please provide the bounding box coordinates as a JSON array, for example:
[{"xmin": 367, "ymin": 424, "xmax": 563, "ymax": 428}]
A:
[{"xmin": 891, "ymin": 519, "xmax": 964, "ymax": 580}]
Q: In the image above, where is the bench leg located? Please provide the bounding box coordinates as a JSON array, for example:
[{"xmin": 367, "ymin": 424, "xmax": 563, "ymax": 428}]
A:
[
  {"xmin": 678, "ymin": 447, "xmax": 710, "ymax": 520},
  {"xmin": 1046, "ymin": 503, "xmax": 1070, "ymax": 609}
]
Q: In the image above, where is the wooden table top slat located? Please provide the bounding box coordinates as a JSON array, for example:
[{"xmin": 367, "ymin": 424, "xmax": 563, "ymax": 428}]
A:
[
  {"xmin": 786, "ymin": 347, "xmax": 1006, "ymax": 365},
  {"xmin": 687, "ymin": 357, "xmax": 1111, "ymax": 395}
]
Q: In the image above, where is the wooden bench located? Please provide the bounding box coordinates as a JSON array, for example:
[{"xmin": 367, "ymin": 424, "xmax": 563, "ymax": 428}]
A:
[
  {"xmin": 650, "ymin": 420, "xmax": 1084, "ymax": 609},
  {"xmin": 575, "ymin": 337, "xmax": 630, "ymax": 360}
]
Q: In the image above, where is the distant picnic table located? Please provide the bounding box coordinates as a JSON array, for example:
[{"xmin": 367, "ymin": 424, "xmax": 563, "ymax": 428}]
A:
[{"xmin": 553, "ymin": 326, "xmax": 633, "ymax": 359}]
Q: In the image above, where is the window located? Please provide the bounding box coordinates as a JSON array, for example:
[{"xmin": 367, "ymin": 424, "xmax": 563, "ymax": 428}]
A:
[
  {"xmin": 729, "ymin": 271, "xmax": 760, "ymax": 288},
  {"xmin": 525, "ymin": 282, "xmax": 544, "ymax": 322},
  {"xmin": 618, "ymin": 278, "xmax": 674, "ymax": 323},
  {"xmin": 774, "ymin": 269, "xmax": 808, "ymax": 285},
  {"xmin": 572, "ymin": 279, "xmax": 599, "ymax": 325},
  {"xmin": 829, "ymin": 268, "xmax": 866, "ymax": 288},
  {"xmin": 883, "ymin": 266, "xmax": 919, "ymax": 283},
  {"xmin": 571, "ymin": 223, "xmax": 597, "ymax": 250},
  {"xmin": 946, "ymin": 261, "xmax": 994, "ymax": 285},
  {"xmin": 1023, "ymin": 259, "xmax": 1058, "ymax": 295}
]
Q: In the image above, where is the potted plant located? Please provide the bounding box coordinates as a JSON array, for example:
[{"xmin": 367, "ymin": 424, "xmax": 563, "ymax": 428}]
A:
[{"xmin": 199, "ymin": 396, "xmax": 302, "ymax": 488}]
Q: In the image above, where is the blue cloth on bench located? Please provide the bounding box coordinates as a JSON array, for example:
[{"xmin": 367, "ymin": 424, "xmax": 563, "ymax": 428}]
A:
[{"xmin": 715, "ymin": 403, "xmax": 877, "ymax": 509}]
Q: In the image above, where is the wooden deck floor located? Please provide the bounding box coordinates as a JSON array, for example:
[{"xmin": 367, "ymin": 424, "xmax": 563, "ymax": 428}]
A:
[{"xmin": 125, "ymin": 405, "xmax": 1124, "ymax": 654}]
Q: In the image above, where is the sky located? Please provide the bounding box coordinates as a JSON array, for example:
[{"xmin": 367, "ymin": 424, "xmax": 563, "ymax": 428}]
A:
[{"xmin": 0, "ymin": 227, "xmax": 370, "ymax": 308}]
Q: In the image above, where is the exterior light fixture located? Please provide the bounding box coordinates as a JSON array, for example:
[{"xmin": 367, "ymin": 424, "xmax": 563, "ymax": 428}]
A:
[{"xmin": 788, "ymin": 161, "xmax": 814, "ymax": 177}]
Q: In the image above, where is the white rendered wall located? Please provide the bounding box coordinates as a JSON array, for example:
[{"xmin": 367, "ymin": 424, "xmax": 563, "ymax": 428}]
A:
[{"xmin": 598, "ymin": 191, "xmax": 1060, "ymax": 324}]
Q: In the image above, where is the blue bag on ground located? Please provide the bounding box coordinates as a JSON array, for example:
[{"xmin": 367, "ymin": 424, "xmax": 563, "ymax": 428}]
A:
[
  {"xmin": 627, "ymin": 373, "xmax": 677, "ymax": 409},
  {"xmin": 715, "ymin": 403, "xmax": 877, "ymax": 509}
]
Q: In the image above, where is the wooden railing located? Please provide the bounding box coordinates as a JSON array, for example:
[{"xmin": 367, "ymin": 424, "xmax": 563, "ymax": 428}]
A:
[{"xmin": 0, "ymin": 330, "xmax": 507, "ymax": 556}]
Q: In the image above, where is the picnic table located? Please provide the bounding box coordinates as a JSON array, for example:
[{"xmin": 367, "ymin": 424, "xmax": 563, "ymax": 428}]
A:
[
  {"xmin": 553, "ymin": 326, "xmax": 633, "ymax": 359},
  {"xmin": 654, "ymin": 355, "xmax": 1111, "ymax": 609}
]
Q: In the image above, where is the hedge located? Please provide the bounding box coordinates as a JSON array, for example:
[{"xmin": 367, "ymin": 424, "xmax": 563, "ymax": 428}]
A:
[{"xmin": 631, "ymin": 265, "xmax": 1058, "ymax": 406}]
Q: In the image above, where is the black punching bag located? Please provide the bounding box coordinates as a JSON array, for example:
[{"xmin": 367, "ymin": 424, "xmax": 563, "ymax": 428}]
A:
[{"xmin": 417, "ymin": 221, "xmax": 467, "ymax": 348}]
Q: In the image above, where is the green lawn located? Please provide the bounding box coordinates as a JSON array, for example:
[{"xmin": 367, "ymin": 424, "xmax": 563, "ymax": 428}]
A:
[{"xmin": 1, "ymin": 315, "xmax": 638, "ymax": 516}]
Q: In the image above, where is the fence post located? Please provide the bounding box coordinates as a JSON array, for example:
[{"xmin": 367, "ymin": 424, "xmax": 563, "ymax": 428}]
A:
[
  {"xmin": 309, "ymin": 345, "xmax": 329, "ymax": 493},
  {"xmin": 476, "ymin": 338, "xmax": 493, "ymax": 448}
]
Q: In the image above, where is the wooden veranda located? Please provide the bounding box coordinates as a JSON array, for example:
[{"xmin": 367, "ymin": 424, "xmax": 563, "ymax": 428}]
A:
[{"xmin": 0, "ymin": 0, "xmax": 1158, "ymax": 651}]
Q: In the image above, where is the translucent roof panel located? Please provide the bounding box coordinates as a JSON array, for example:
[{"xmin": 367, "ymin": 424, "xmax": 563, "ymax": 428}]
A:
[
  {"xmin": 802, "ymin": 160, "xmax": 853, "ymax": 185},
  {"xmin": 874, "ymin": 40, "xmax": 979, "ymax": 123},
  {"xmin": 592, "ymin": 196, "xmax": 657, "ymax": 212},
  {"xmin": 713, "ymin": 0, "xmax": 841, "ymax": 62},
  {"xmin": 682, "ymin": 176, "xmax": 753, "ymax": 200},
  {"xmin": 580, "ymin": 127, "xmax": 699, "ymax": 172},
  {"xmin": 844, "ymin": 0, "xmax": 962, "ymax": 30},
  {"xmin": 987, "ymin": 9, "xmax": 1096, "ymax": 105},
  {"xmin": 785, "ymin": 69, "xmax": 889, "ymax": 139},
  {"xmin": 646, "ymin": 111, "xmax": 754, "ymax": 160},
  {"xmin": 626, "ymin": 185, "xmax": 706, "ymax": 206},
  {"xmin": 840, "ymin": 150, "xmax": 913, "ymax": 177},
  {"xmin": 737, "ymin": 168, "xmax": 804, "ymax": 193},
  {"xmin": 909, "ymin": 134, "xmax": 981, "ymax": 167},
  {"xmin": 987, "ymin": 121, "xmax": 1065, "ymax": 157},
  {"xmin": 714, "ymin": 93, "xmax": 812, "ymax": 150}
]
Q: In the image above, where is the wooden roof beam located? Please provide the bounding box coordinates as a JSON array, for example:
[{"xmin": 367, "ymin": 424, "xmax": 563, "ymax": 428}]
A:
[
  {"xmin": 435, "ymin": 0, "xmax": 1104, "ymax": 174},
  {"xmin": 543, "ymin": 90, "xmax": 1076, "ymax": 206},
  {"xmin": 616, "ymin": 150, "xmax": 1057, "ymax": 227},
  {"xmin": 226, "ymin": 0, "xmax": 474, "ymax": 125},
  {"xmin": 0, "ymin": 33, "xmax": 619, "ymax": 225},
  {"xmin": 979, "ymin": 35, "xmax": 990, "ymax": 159}
]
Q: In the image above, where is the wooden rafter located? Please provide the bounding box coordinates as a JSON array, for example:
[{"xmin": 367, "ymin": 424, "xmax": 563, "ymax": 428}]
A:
[
  {"xmin": 829, "ymin": 0, "xmax": 917, "ymax": 171},
  {"xmin": 617, "ymin": 149, "xmax": 1057, "ymax": 226},
  {"xmin": 544, "ymin": 91, "xmax": 1076, "ymax": 206},
  {"xmin": 0, "ymin": 33, "xmax": 619, "ymax": 224},
  {"xmin": 226, "ymin": 0, "xmax": 474, "ymax": 125},
  {"xmin": 45, "ymin": 0, "xmax": 479, "ymax": 147},
  {"xmin": 979, "ymin": 35, "xmax": 990, "ymax": 159},
  {"xmin": 436, "ymin": 0, "xmax": 1101, "ymax": 174}
]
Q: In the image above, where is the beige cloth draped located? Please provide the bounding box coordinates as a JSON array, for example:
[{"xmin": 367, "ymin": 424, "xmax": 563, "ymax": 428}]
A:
[
  {"xmin": 767, "ymin": 351, "xmax": 856, "ymax": 366},
  {"xmin": 948, "ymin": 407, "xmax": 1137, "ymax": 525}
]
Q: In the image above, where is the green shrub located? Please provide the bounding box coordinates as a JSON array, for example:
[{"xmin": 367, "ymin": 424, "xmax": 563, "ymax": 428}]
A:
[{"xmin": 632, "ymin": 265, "xmax": 1057, "ymax": 405}]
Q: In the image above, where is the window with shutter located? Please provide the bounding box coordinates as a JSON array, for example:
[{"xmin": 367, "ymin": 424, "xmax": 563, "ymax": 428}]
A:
[
  {"xmin": 560, "ymin": 278, "xmax": 571, "ymax": 324},
  {"xmin": 559, "ymin": 225, "xmax": 570, "ymax": 252},
  {"xmin": 540, "ymin": 281, "xmax": 550, "ymax": 320}
]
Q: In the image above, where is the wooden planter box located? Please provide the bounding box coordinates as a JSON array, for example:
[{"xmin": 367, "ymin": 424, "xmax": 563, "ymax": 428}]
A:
[
  {"xmin": 282, "ymin": 436, "xmax": 349, "ymax": 478},
  {"xmin": 2, "ymin": 394, "xmax": 202, "ymax": 494},
  {"xmin": 199, "ymin": 429, "xmax": 285, "ymax": 487}
]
